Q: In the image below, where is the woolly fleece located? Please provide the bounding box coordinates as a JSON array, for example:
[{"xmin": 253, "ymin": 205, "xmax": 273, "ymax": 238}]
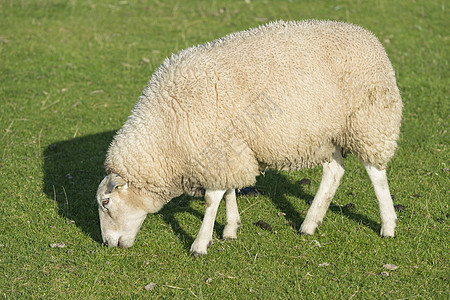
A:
[{"xmin": 105, "ymin": 20, "xmax": 402, "ymax": 200}]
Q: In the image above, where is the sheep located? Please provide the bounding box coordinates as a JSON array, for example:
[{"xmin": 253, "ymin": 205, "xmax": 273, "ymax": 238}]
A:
[{"xmin": 96, "ymin": 20, "xmax": 402, "ymax": 256}]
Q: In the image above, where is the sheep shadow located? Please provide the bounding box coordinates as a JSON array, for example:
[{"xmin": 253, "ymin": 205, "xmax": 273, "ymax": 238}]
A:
[
  {"xmin": 43, "ymin": 131, "xmax": 117, "ymax": 243},
  {"xmin": 258, "ymin": 170, "xmax": 380, "ymax": 235},
  {"xmin": 160, "ymin": 168, "xmax": 381, "ymax": 253},
  {"xmin": 43, "ymin": 131, "xmax": 381, "ymax": 251}
]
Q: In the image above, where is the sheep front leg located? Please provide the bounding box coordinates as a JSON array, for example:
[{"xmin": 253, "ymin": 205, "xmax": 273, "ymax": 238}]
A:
[
  {"xmin": 364, "ymin": 163, "xmax": 397, "ymax": 237},
  {"xmin": 223, "ymin": 189, "xmax": 241, "ymax": 240},
  {"xmin": 190, "ymin": 189, "xmax": 226, "ymax": 257},
  {"xmin": 300, "ymin": 149, "xmax": 345, "ymax": 235}
]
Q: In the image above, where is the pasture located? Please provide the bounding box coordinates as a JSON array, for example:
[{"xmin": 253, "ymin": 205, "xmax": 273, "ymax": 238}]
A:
[{"xmin": 0, "ymin": 0, "xmax": 448, "ymax": 298}]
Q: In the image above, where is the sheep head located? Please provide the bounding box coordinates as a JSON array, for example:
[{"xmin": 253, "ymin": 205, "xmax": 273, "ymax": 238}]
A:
[{"xmin": 96, "ymin": 173, "xmax": 164, "ymax": 248}]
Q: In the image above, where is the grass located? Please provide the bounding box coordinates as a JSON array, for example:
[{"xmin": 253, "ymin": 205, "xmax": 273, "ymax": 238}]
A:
[{"xmin": 0, "ymin": 0, "xmax": 448, "ymax": 298}]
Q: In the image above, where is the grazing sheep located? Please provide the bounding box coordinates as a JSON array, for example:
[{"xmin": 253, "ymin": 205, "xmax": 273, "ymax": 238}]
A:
[{"xmin": 96, "ymin": 20, "xmax": 402, "ymax": 256}]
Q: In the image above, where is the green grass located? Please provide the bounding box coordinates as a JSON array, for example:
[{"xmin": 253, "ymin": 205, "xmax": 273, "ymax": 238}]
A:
[{"xmin": 0, "ymin": 0, "xmax": 448, "ymax": 298}]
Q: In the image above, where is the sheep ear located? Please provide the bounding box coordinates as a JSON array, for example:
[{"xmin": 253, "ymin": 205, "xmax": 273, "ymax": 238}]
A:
[{"xmin": 107, "ymin": 173, "xmax": 128, "ymax": 193}]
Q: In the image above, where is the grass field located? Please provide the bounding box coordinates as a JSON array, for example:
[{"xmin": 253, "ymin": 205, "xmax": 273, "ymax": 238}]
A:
[{"xmin": 0, "ymin": 0, "xmax": 448, "ymax": 298}]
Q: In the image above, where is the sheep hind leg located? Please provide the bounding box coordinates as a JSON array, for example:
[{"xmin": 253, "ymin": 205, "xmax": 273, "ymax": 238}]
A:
[
  {"xmin": 300, "ymin": 148, "xmax": 345, "ymax": 235},
  {"xmin": 363, "ymin": 162, "xmax": 397, "ymax": 237},
  {"xmin": 190, "ymin": 189, "xmax": 226, "ymax": 257},
  {"xmin": 223, "ymin": 189, "xmax": 241, "ymax": 240}
]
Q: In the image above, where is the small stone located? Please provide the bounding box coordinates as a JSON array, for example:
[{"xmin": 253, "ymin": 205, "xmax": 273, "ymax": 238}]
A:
[
  {"xmin": 383, "ymin": 264, "xmax": 398, "ymax": 270},
  {"xmin": 145, "ymin": 283, "xmax": 156, "ymax": 291},
  {"xmin": 255, "ymin": 220, "xmax": 272, "ymax": 231},
  {"xmin": 205, "ymin": 277, "xmax": 213, "ymax": 283},
  {"xmin": 237, "ymin": 187, "xmax": 260, "ymax": 197},
  {"xmin": 66, "ymin": 173, "xmax": 73, "ymax": 180},
  {"xmin": 394, "ymin": 204, "xmax": 405, "ymax": 212},
  {"xmin": 297, "ymin": 178, "xmax": 311, "ymax": 185},
  {"xmin": 380, "ymin": 271, "xmax": 389, "ymax": 277},
  {"xmin": 50, "ymin": 242, "xmax": 66, "ymax": 248},
  {"xmin": 343, "ymin": 203, "xmax": 356, "ymax": 210},
  {"xmin": 277, "ymin": 212, "xmax": 286, "ymax": 217},
  {"xmin": 318, "ymin": 262, "xmax": 329, "ymax": 267}
]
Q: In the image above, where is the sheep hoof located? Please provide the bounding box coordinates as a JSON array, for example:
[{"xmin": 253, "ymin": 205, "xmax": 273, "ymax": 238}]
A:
[
  {"xmin": 380, "ymin": 226, "xmax": 396, "ymax": 237},
  {"xmin": 380, "ymin": 219, "xmax": 397, "ymax": 237},
  {"xmin": 190, "ymin": 250, "xmax": 207, "ymax": 257},
  {"xmin": 223, "ymin": 225, "xmax": 239, "ymax": 240},
  {"xmin": 189, "ymin": 239, "xmax": 212, "ymax": 257},
  {"xmin": 298, "ymin": 231, "xmax": 312, "ymax": 236},
  {"xmin": 299, "ymin": 222, "xmax": 317, "ymax": 235},
  {"xmin": 380, "ymin": 231, "xmax": 395, "ymax": 238}
]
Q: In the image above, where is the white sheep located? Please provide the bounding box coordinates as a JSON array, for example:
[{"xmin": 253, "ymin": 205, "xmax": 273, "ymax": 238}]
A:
[{"xmin": 96, "ymin": 20, "xmax": 402, "ymax": 256}]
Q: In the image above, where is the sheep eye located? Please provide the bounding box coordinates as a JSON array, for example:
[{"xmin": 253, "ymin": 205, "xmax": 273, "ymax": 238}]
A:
[
  {"xmin": 114, "ymin": 185, "xmax": 121, "ymax": 190},
  {"xmin": 102, "ymin": 199, "xmax": 110, "ymax": 207}
]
